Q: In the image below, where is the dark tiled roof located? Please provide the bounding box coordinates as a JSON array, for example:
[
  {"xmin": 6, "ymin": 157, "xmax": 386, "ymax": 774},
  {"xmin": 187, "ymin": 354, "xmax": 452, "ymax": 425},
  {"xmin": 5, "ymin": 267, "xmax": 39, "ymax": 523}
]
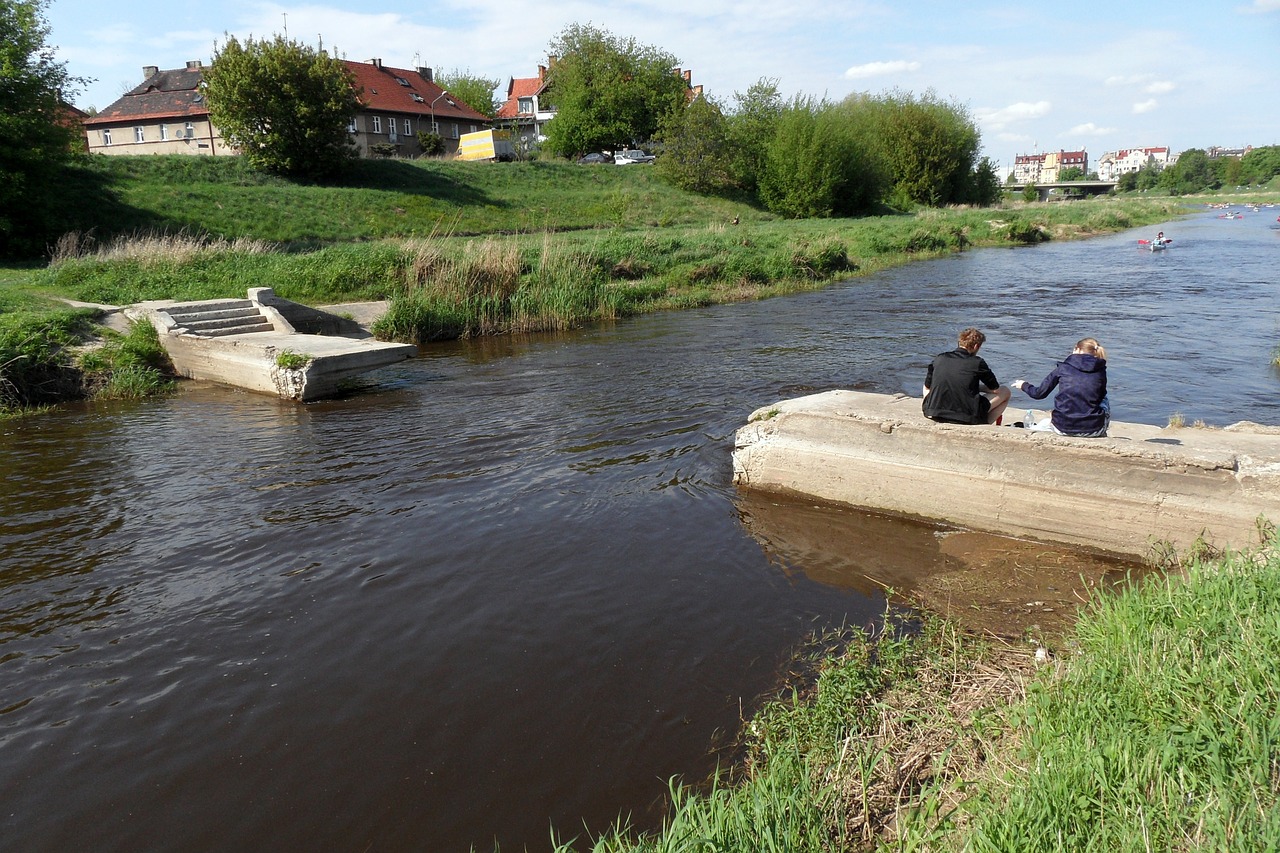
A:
[
  {"xmin": 343, "ymin": 60, "xmax": 490, "ymax": 122},
  {"xmin": 84, "ymin": 67, "xmax": 208, "ymax": 125}
]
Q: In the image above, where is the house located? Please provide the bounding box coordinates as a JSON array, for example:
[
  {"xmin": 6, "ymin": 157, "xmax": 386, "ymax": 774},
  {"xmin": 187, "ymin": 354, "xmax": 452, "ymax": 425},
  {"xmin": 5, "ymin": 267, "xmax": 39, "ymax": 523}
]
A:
[
  {"xmin": 496, "ymin": 61, "xmax": 703, "ymax": 151},
  {"xmin": 1096, "ymin": 147, "xmax": 1169, "ymax": 181},
  {"xmin": 343, "ymin": 59, "xmax": 492, "ymax": 157},
  {"xmin": 1012, "ymin": 149, "xmax": 1088, "ymax": 183},
  {"xmin": 82, "ymin": 57, "xmax": 493, "ymax": 159},
  {"xmin": 495, "ymin": 63, "xmax": 557, "ymax": 149},
  {"xmin": 1040, "ymin": 149, "xmax": 1087, "ymax": 182},
  {"xmin": 83, "ymin": 61, "xmax": 232, "ymax": 156}
]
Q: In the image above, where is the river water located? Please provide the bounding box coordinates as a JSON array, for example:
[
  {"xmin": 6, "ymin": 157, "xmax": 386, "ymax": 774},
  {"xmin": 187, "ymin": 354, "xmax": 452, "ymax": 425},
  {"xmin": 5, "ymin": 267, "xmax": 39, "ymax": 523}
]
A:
[{"xmin": 2, "ymin": 207, "xmax": 1277, "ymax": 851}]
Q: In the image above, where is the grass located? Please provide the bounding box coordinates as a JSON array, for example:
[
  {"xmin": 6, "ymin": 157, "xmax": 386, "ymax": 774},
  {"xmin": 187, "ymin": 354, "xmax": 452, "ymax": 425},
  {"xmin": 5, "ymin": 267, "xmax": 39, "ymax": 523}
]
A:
[
  {"xmin": 553, "ymin": 537, "xmax": 1280, "ymax": 852},
  {"xmin": 274, "ymin": 349, "xmax": 312, "ymax": 370}
]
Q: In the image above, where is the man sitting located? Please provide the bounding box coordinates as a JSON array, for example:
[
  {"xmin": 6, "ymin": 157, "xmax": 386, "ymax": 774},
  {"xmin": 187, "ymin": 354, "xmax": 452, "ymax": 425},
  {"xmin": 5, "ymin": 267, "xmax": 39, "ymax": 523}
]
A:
[{"xmin": 922, "ymin": 327, "xmax": 1011, "ymax": 425}]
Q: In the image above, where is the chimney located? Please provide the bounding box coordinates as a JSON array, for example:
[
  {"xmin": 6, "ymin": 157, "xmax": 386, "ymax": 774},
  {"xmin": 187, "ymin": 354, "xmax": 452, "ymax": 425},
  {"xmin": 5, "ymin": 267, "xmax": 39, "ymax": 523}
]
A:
[
  {"xmin": 418, "ymin": 66, "xmax": 433, "ymax": 83},
  {"xmin": 370, "ymin": 58, "xmax": 382, "ymax": 69},
  {"xmin": 186, "ymin": 60, "xmax": 202, "ymax": 70},
  {"xmin": 143, "ymin": 65, "xmax": 159, "ymax": 79},
  {"xmin": 538, "ymin": 64, "xmax": 546, "ymax": 80},
  {"xmin": 684, "ymin": 69, "xmax": 692, "ymax": 84}
]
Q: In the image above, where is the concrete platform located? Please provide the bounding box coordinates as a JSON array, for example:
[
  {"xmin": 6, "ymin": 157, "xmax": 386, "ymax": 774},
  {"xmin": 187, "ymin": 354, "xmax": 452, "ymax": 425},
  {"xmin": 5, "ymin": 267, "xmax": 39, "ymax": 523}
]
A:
[
  {"xmin": 733, "ymin": 390, "xmax": 1280, "ymax": 558},
  {"xmin": 128, "ymin": 289, "xmax": 416, "ymax": 401}
]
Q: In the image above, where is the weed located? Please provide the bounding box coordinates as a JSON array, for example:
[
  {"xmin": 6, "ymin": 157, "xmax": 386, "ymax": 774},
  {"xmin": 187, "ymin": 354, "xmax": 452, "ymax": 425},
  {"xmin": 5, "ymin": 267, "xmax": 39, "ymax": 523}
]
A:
[{"xmin": 274, "ymin": 350, "xmax": 312, "ymax": 370}]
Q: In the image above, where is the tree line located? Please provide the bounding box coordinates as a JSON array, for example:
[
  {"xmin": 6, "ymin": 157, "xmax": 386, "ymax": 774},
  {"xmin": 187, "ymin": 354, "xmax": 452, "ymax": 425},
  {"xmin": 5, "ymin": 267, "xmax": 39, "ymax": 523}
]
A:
[{"xmin": 1117, "ymin": 146, "xmax": 1280, "ymax": 195}]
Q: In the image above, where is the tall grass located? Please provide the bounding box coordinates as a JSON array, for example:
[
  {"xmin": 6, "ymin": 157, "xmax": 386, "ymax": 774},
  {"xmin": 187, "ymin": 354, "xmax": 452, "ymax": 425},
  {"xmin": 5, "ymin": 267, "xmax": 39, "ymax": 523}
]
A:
[
  {"xmin": 952, "ymin": 545, "xmax": 1280, "ymax": 851},
  {"xmin": 554, "ymin": 540, "xmax": 1280, "ymax": 852}
]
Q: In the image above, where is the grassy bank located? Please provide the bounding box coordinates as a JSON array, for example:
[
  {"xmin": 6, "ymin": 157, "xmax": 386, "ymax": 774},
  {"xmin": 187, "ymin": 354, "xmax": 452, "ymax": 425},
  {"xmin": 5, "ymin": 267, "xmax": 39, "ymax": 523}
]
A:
[
  {"xmin": 553, "ymin": 540, "xmax": 1280, "ymax": 851},
  {"xmin": 32, "ymin": 195, "xmax": 1187, "ymax": 344},
  {"xmin": 0, "ymin": 155, "xmax": 1196, "ymax": 410}
]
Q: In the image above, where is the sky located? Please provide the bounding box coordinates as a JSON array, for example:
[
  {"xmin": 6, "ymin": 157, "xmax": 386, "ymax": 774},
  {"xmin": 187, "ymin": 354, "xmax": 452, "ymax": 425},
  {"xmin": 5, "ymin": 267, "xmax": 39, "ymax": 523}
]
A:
[{"xmin": 45, "ymin": 0, "xmax": 1280, "ymax": 174}]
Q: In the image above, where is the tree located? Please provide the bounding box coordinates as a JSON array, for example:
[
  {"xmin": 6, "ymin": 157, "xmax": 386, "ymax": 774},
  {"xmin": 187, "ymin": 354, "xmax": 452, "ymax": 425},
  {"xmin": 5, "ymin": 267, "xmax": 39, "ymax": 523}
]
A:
[
  {"xmin": 655, "ymin": 94, "xmax": 734, "ymax": 194},
  {"xmin": 1240, "ymin": 145, "xmax": 1280, "ymax": 185},
  {"xmin": 0, "ymin": 0, "xmax": 83, "ymax": 257},
  {"xmin": 1116, "ymin": 171, "xmax": 1138, "ymax": 192},
  {"xmin": 725, "ymin": 78, "xmax": 783, "ymax": 194},
  {"xmin": 436, "ymin": 69, "xmax": 499, "ymax": 119},
  {"xmin": 202, "ymin": 34, "xmax": 359, "ymax": 178},
  {"xmin": 860, "ymin": 89, "xmax": 981, "ymax": 209},
  {"xmin": 1057, "ymin": 166, "xmax": 1085, "ymax": 182},
  {"xmin": 542, "ymin": 24, "xmax": 690, "ymax": 156},
  {"xmin": 757, "ymin": 97, "xmax": 880, "ymax": 218}
]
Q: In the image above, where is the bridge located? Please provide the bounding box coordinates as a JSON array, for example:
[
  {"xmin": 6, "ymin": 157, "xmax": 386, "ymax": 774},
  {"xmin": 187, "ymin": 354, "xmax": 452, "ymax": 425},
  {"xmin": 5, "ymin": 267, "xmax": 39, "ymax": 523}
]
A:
[{"xmin": 1006, "ymin": 180, "xmax": 1118, "ymax": 201}]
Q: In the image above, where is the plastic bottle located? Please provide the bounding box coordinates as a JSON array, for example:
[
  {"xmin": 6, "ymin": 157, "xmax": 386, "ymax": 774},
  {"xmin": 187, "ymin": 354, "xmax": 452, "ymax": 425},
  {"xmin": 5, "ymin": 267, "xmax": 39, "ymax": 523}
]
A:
[{"xmin": 1025, "ymin": 409, "xmax": 1035, "ymax": 428}]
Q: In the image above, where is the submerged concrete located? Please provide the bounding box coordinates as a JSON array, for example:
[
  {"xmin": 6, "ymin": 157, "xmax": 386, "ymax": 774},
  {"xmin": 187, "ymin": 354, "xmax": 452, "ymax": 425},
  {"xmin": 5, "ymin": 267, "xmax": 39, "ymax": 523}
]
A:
[
  {"xmin": 129, "ymin": 288, "xmax": 416, "ymax": 401},
  {"xmin": 733, "ymin": 390, "xmax": 1280, "ymax": 558}
]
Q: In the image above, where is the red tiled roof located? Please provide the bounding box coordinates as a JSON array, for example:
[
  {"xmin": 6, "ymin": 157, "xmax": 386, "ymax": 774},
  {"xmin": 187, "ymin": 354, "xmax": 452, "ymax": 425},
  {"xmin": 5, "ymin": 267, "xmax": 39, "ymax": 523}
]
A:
[
  {"xmin": 342, "ymin": 60, "xmax": 490, "ymax": 122},
  {"xmin": 83, "ymin": 59, "xmax": 492, "ymax": 127},
  {"xmin": 496, "ymin": 76, "xmax": 544, "ymax": 119}
]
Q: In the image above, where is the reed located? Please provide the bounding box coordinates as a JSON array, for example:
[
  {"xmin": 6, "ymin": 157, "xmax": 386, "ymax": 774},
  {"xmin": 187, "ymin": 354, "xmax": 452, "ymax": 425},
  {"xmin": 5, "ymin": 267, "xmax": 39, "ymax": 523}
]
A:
[{"xmin": 553, "ymin": 540, "xmax": 1280, "ymax": 852}]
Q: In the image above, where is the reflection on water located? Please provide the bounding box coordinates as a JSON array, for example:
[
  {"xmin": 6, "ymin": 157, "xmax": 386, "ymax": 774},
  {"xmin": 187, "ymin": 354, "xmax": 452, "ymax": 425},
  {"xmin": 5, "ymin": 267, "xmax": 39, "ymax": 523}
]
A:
[{"xmin": 737, "ymin": 492, "xmax": 1143, "ymax": 641}]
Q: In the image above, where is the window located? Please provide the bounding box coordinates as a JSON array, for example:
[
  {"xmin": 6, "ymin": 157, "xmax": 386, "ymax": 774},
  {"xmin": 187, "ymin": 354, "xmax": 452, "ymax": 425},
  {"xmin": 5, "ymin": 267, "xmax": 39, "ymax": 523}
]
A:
[
  {"xmin": 102, "ymin": 128, "xmax": 112, "ymax": 146},
  {"xmin": 469, "ymin": 125, "xmax": 477, "ymax": 134},
  {"xmin": 430, "ymin": 121, "xmax": 439, "ymax": 135},
  {"xmin": 404, "ymin": 118, "xmax": 412, "ymax": 135},
  {"xmin": 134, "ymin": 126, "xmax": 145, "ymax": 143},
  {"xmin": 160, "ymin": 124, "xmax": 168, "ymax": 141},
  {"xmin": 518, "ymin": 97, "xmax": 533, "ymax": 113},
  {"xmin": 348, "ymin": 117, "xmax": 357, "ymax": 133},
  {"xmin": 372, "ymin": 116, "xmax": 382, "ymax": 134},
  {"xmin": 411, "ymin": 93, "xmax": 424, "ymax": 103},
  {"xmin": 450, "ymin": 123, "xmax": 459, "ymax": 139},
  {"xmin": 184, "ymin": 122, "xmax": 194, "ymax": 138},
  {"xmin": 395, "ymin": 76, "xmax": 410, "ymax": 87}
]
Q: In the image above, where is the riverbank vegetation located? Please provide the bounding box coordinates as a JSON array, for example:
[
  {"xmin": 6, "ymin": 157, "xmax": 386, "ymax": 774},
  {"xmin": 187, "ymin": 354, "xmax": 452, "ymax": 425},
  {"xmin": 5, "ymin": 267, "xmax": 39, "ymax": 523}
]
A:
[
  {"xmin": 0, "ymin": 154, "xmax": 1197, "ymax": 410},
  {"xmin": 552, "ymin": 538, "xmax": 1280, "ymax": 851}
]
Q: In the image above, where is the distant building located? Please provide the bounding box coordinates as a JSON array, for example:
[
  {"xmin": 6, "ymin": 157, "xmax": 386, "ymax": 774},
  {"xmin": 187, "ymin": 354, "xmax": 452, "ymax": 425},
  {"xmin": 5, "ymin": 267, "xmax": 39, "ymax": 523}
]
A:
[
  {"xmin": 1205, "ymin": 145, "xmax": 1253, "ymax": 159},
  {"xmin": 1095, "ymin": 147, "xmax": 1169, "ymax": 181},
  {"xmin": 1012, "ymin": 149, "xmax": 1087, "ymax": 183},
  {"xmin": 82, "ymin": 57, "xmax": 493, "ymax": 159}
]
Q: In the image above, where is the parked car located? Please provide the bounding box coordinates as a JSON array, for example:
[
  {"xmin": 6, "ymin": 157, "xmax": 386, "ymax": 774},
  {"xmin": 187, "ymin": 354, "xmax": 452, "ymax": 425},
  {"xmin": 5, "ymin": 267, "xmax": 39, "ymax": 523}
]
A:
[
  {"xmin": 577, "ymin": 152, "xmax": 614, "ymax": 165},
  {"xmin": 614, "ymin": 149, "xmax": 655, "ymax": 165}
]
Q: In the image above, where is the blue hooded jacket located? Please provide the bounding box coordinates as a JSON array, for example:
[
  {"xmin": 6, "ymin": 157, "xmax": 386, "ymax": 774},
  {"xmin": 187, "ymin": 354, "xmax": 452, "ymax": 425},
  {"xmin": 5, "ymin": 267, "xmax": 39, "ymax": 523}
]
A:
[{"xmin": 1021, "ymin": 352, "xmax": 1108, "ymax": 435}]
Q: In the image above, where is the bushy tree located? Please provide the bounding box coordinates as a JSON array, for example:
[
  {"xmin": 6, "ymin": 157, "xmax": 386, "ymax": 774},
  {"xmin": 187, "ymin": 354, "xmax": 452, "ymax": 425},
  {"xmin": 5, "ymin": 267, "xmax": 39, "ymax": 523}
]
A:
[
  {"xmin": 1240, "ymin": 145, "xmax": 1280, "ymax": 185},
  {"xmin": 1160, "ymin": 148, "xmax": 1215, "ymax": 194},
  {"xmin": 542, "ymin": 24, "xmax": 689, "ymax": 156},
  {"xmin": 725, "ymin": 78, "xmax": 783, "ymax": 193},
  {"xmin": 1116, "ymin": 171, "xmax": 1138, "ymax": 192},
  {"xmin": 968, "ymin": 156, "xmax": 1003, "ymax": 206},
  {"xmin": 436, "ymin": 68, "xmax": 499, "ymax": 118},
  {"xmin": 203, "ymin": 34, "xmax": 359, "ymax": 178},
  {"xmin": 655, "ymin": 94, "xmax": 734, "ymax": 193},
  {"xmin": 0, "ymin": 0, "xmax": 84, "ymax": 257},
  {"xmin": 1057, "ymin": 166, "xmax": 1085, "ymax": 182},
  {"xmin": 860, "ymin": 89, "xmax": 981, "ymax": 209},
  {"xmin": 757, "ymin": 97, "xmax": 880, "ymax": 218}
]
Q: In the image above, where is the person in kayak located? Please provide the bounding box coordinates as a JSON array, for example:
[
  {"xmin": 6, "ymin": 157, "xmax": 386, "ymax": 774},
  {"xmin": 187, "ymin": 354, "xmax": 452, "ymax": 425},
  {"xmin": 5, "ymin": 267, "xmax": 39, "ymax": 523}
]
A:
[
  {"xmin": 1012, "ymin": 337, "xmax": 1109, "ymax": 436},
  {"xmin": 922, "ymin": 327, "xmax": 1011, "ymax": 425}
]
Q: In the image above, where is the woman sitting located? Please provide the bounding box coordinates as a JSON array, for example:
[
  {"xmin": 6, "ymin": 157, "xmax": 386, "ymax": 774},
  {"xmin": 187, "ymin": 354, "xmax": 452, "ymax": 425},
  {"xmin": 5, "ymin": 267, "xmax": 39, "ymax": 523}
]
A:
[{"xmin": 1012, "ymin": 338, "xmax": 1109, "ymax": 437}]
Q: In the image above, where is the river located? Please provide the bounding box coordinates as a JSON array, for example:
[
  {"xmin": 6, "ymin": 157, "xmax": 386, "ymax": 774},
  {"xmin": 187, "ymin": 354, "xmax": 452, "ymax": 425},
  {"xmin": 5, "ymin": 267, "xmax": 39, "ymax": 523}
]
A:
[{"xmin": 2, "ymin": 206, "xmax": 1277, "ymax": 851}]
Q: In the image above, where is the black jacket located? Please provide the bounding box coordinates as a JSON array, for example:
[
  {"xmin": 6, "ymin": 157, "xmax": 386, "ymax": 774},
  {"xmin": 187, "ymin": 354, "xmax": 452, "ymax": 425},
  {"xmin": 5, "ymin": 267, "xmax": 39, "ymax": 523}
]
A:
[{"xmin": 923, "ymin": 348, "xmax": 999, "ymax": 425}]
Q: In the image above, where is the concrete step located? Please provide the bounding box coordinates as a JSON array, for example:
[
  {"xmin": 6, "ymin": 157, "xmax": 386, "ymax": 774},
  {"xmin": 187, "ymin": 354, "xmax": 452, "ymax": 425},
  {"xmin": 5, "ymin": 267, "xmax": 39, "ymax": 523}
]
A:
[
  {"xmin": 197, "ymin": 321, "xmax": 275, "ymax": 337},
  {"xmin": 180, "ymin": 314, "xmax": 271, "ymax": 333},
  {"xmin": 167, "ymin": 306, "xmax": 262, "ymax": 324}
]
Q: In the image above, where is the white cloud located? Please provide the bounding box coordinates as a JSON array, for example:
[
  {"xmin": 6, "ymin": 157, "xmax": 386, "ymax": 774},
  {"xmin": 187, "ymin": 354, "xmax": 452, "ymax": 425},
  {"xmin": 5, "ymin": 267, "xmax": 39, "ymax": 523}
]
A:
[
  {"xmin": 976, "ymin": 100, "xmax": 1052, "ymax": 130},
  {"xmin": 1144, "ymin": 80, "xmax": 1175, "ymax": 94},
  {"xmin": 843, "ymin": 60, "xmax": 920, "ymax": 79},
  {"xmin": 1068, "ymin": 122, "xmax": 1115, "ymax": 136},
  {"xmin": 1240, "ymin": 0, "xmax": 1280, "ymax": 12},
  {"xmin": 1133, "ymin": 99, "xmax": 1158, "ymax": 114}
]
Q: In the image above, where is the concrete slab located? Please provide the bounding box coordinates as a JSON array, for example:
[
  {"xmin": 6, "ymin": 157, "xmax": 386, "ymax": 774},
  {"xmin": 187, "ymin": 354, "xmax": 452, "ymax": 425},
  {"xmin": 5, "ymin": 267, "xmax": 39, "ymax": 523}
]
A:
[{"xmin": 732, "ymin": 390, "xmax": 1280, "ymax": 558}]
